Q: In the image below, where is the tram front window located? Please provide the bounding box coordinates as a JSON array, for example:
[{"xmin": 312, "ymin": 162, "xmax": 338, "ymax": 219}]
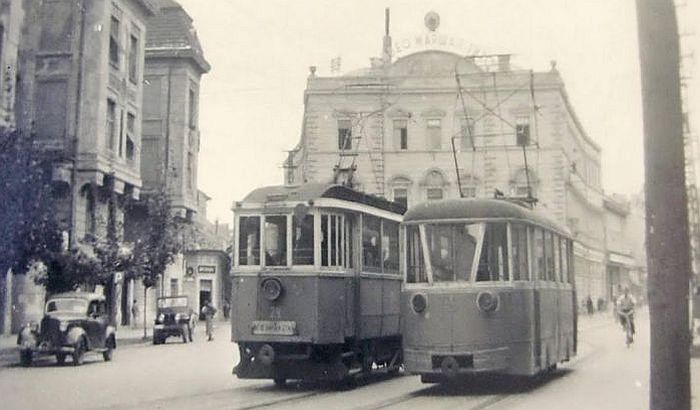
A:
[
  {"xmin": 239, "ymin": 216, "xmax": 261, "ymax": 265},
  {"xmin": 293, "ymin": 215, "xmax": 314, "ymax": 265},
  {"xmin": 475, "ymin": 223, "xmax": 509, "ymax": 281},
  {"xmin": 423, "ymin": 223, "xmax": 482, "ymax": 282},
  {"xmin": 264, "ymin": 216, "xmax": 287, "ymax": 266}
]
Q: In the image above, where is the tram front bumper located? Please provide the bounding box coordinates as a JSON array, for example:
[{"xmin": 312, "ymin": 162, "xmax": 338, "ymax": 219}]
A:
[{"xmin": 403, "ymin": 346, "xmax": 510, "ymax": 376}]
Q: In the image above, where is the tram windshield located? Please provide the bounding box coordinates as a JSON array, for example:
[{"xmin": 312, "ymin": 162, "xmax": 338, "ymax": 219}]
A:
[{"xmin": 406, "ymin": 222, "xmax": 511, "ymax": 284}]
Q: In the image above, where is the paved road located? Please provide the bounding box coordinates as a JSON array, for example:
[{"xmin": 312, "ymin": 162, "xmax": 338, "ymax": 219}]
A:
[{"xmin": 1, "ymin": 312, "xmax": 698, "ymax": 410}]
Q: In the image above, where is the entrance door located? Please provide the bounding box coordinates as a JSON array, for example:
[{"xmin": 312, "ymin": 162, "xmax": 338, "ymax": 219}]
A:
[{"xmin": 199, "ymin": 279, "xmax": 213, "ymax": 320}]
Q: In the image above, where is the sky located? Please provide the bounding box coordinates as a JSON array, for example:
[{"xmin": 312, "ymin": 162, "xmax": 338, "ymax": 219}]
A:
[{"xmin": 176, "ymin": 0, "xmax": 700, "ymax": 224}]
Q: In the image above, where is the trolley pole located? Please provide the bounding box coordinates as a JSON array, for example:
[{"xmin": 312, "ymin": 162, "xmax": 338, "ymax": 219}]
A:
[{"xmin": 636, "ymin": 1, "xmax": 691, "ymax": 409}]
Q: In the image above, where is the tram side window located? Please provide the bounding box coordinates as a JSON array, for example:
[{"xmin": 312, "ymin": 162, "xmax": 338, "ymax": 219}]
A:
[
  {"xmin": 510, "ymin": 224, "xmax": 529, "ymax": 281},
  {"xmin": 532, "ymin": 227, "xmax": 545, "ymax": 280},
  {"xmin": 293, "ymin": 215, "xmax": 314, "ymax": 265},
  {"xmin": 362, "ymin": 215, "xmax": 382, "ymax": 272},
  {"xmin": 560, "ymin": 238, "xmax": 569, "ymax": 283},
  {"xmin": 264, "ymin": 216, "xmax": 287, "ymax": 266},
  {"xmin": 382, "ymin": 220, "xmax": 400, "ymax": 274},
  {"xmin": 476, "ymin": 223, "xmax": 509, "ymax": 281},
  {"xmin": 239, "ymin": 216, "xmax": 260, "ymax": 265},
  {"xmin": 406, "ymin": 225, "xmax": 426, "ymax": 283},
  {"xmin": 544, "ymin": 230, "xmax": 555, "ymax": 281},
  {"xmin": 345, "ymin": 217, "xmax": 354, "ymax": 268},
  {"xmin": 321, "ymin": 214, "xmax": 346, "ymax": 268}
]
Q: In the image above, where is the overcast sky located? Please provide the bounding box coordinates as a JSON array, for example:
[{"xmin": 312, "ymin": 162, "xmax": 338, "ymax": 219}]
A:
[{"xmin": 176, "ymin": 0, "xmax": 700, "ymax": 223}]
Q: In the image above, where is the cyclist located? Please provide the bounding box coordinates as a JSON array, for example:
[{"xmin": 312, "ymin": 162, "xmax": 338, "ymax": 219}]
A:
[{"xmin": 616, "ymin": 288, "xmax": 636, "ymax": 339}]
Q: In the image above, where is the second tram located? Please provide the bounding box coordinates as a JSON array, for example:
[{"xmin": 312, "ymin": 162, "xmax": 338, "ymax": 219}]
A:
[
  {"xmin": 400, "ymin": 198, "xmax": 577, "ymax": 383},
  {"xmin": 231, "ymin": 183, "xmax": 405, "ymax": 385}
]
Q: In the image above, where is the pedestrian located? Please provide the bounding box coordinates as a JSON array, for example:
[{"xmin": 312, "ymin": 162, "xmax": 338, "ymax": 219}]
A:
[
  {"xmin": 223, "ymin": 299, "xmax": 230, "ymax": 320},
  {"xmin": 586, "ymin": 296, "xmax": 594, "ymax": 315},
  {"xmin": 201, "ymin": 301, "xmax": 217, "ymax": 341},
  {"xmin": 131, "ymin": 299, "xmax": 139, "ymax": 327}
]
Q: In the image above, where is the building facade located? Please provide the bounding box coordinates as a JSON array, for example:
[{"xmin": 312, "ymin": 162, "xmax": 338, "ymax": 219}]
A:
[{"xmin": 286, "ymin": 11, "xmax": 613, "ymax": 305}]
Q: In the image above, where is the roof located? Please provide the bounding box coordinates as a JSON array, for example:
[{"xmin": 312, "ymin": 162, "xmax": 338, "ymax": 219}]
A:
[
  {"xmin": 404, "ymin": 198, "xmax": 569, "ymax": 235},
  {"xmin": 47, "ymin": 292, "xmax": 105, "ymax": 302},
  {"xmin": 242, "ymin": 183, "xmax": 406, "ymax": 215},
  {"xmin": 145, "ymin": 0, "xmax": 210, "ymax": 73}
]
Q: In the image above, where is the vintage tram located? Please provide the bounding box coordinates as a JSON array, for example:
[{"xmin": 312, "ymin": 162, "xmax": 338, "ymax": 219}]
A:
[
  {"xmin": 231, "ymin": 183, "xmax": 405, "ymax": 385},
  {"xmin": 400, "ymin": 198, "xmax": 577, "ymax": 383}
]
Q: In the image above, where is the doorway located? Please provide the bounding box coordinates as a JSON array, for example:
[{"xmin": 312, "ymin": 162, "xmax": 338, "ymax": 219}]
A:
[{"xmin": 199, "ymin": 279, "xmax": 212, "ymax": 320}]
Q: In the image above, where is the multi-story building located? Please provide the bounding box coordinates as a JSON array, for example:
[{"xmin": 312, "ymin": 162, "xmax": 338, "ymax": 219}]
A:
[
  {"xmin": 285, "ymin": 10, "xmax": 610, "ymax": 304},
  {"xmin": 0, "ymin": 0, "xmax": 22, "ymax": 129},
  {"xmin": 140, "ymin": 0, "xmax": 209, "ymax": 218},
  {"xmin": 16, "ymin": 0, "xmax": 156, "ymax": 244}
]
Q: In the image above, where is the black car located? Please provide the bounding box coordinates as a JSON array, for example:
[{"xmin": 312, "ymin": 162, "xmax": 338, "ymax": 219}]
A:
[
  {"xmin": 17, "ymin": 292, "xmax": 116, "ymax": 366},
  {"xmin": 153, "ymin": 296, "xmax": 196, "ymax": 344}
]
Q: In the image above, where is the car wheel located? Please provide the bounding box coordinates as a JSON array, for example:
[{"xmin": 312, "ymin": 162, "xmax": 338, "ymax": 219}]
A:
[
  {"xmin": 56, "ymin": 353, "xmax": 67, "ymax": 365},
  {"xmin": 72, "ymin": 340, "xmax": 85, "ymax": 366},
  {"xmin": 182, "ymin": 331, "xmax": 188, "ymax": 344},
  {"xmin": 19, "ymin": 350, "xmax": 32, "ymax": 367},
  {"xmin": 103, "ymin": 337, "xmax": 114, "ymax": 361},
  {"xmin": 153, "ymin": 331, "xmax": 162, "ymax": 345}
]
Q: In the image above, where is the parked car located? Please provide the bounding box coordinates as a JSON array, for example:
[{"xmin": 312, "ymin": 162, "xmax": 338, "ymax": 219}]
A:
[
  {"xmin": 17, "ymin": 292, "xmax": 116, "ymax": 366},
  {"xmin": 153, "ymin": 296, "xmax": 196, "ymax": 344}
]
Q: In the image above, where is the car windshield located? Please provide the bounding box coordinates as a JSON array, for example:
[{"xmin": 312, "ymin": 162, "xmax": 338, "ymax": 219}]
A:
[
  {"xmin": 158, "ymin": 297, "xmax": 188, "ymax": 308},
  {"xmin": 46, "ymin": 299, "xmax": 87, "ymax": 314}
]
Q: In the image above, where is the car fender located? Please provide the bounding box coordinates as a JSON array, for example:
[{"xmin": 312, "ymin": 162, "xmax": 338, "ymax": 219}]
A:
[
  {"xmin": 65, "ymin": 326, "xmax": 88, "ymax": 348},
  {"xmin": 17, "ymin": 326, "xmax": 37, "ymax": 349}
]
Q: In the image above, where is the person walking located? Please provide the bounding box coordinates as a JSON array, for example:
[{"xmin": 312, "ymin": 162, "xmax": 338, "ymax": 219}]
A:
[
  {"xmin": 201, "ymin": 301, "xmax": 217, "ymax": 341},
  {"xmin": 131, "ymin": 300, "xmax": 139, "ymax": 328},
  {"xmin": 223, "ymin": 299, "xmax": 230, "ymax": 320}
]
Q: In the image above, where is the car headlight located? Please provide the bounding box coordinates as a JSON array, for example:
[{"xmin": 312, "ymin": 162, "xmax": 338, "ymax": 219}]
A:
[
  {"xmin": 175, "ymin": 313, "xmax": 181, "ymax": 321},
  {"xmin": 157, "ymin": 313, "xmax": 165, "ymax": 323},
  {"xmin": 59, "ymin": 322, "xmax": 68, "ymax": 332}
]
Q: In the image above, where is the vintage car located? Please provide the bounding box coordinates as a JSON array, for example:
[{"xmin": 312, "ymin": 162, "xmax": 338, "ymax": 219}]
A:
[
  {"xmin": 17, "ymin": 292, "xmax": 116, "ymax": 366},
  {"xmin": 153, "ymin": 296, "xmax": 196, "ymax": 344}
]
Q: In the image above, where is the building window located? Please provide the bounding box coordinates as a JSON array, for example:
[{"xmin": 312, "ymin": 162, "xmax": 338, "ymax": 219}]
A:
[
  {"xmin": 119, "ymin": 111, "xmax": 124, "ymax": 157},
  {"xmin": 126, "ymin": 112, "xmax": 135, "ymax": 161},
  {"xmin": 462, "ymin": 186, "xmax": 477, "ymax": 198},
  {"xmin": 460, "ymin": 117, "xmax": 474, "ymax": 150},
  {"xmin": 106, "ymin": 99, "xmax": 116, "ymax": 151},
  {"xmin": 515, "ymin": 115, "xmax": 530, "ymax": 146},
  {"xmin": 188, "ymin": 88, "xmax": 197, "ymax": 129},
  {"xmin": 187, "ymin": 152, "xmax": 194, "ymax": 189},
  {"xmin": 427, "ymin": 188, "xmax": 443, "ymax": 200},
  {"xmin": 393, "ymin": 188, "xmax": 408, "ymax": 208},
  {"xmin": 128, "ymin": 34, "xmax": 138, "ymax": 83},
  {"xmin": 84, "ymin": 187, "xmax": 95, "ymax": 238},
  {"xmin": 427, "ymin": 119, "xmax": 441, "ymax": 150},
  {"xmin": 393, "ymin": 119, "xmax": 408, "ymax": 150},
  {"xmin": 170, "ymin": 279, "xmax": 179, "ymax": 296},
  {"xmin": 109, "ymin": 16, "xmax": 120, "ymax": 68},
  {"xmin": 338, "ymin": 119, "xmax": 352, "ymax": 150}
]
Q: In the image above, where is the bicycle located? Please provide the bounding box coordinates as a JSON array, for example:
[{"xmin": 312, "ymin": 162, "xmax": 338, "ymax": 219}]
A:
[{"xmin": 618, "ymin": 309, "xmax": 635, "ymax": 347}]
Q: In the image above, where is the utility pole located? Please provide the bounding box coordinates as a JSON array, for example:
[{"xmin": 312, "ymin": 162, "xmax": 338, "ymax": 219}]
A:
[{"xmin": 636, "ymin": 1, "xmax": 691, "ymax": 409}]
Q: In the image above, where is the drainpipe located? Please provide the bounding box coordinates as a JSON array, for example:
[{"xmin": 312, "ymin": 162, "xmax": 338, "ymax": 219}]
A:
[{"xmin": 69, "ymin": 0, "xmax": 87, "ymax": 249}]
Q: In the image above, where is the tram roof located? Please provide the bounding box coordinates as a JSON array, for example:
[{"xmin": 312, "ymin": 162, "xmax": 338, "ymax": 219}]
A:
[
  {"xmin": 241, "ymin": 183, "xmax": 406, "ymax": 215},
  {"xmin": 404, "ymin": 198, "xmax": 569, "ymax": 235}
]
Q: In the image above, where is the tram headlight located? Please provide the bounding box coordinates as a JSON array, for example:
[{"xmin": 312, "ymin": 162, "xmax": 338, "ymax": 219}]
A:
[
  {"xmin": 411, "ymin": 293, "xmax": 428, "ymax": 314},
  {"xmin": 476, "ymin": 291, "xmax": 499, "ymax": 313},
  {"xmin": 260, "ymin": 278, "xmax": 283, "ymax": 301}
]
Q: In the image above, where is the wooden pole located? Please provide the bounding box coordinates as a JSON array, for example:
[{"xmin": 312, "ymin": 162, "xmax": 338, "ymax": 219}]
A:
[{"xmin": 636, "ymin": 1, "xmax": 691, "ymax": 408}]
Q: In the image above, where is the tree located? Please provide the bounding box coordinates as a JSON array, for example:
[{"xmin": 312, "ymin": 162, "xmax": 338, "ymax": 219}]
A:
[
  {"xmin": 0, "ymin": 129, "xmax": 63, "ymax": 279},
  {"xmin": 127, "ymin": 188, "xmax": 182, "ymax": 338}
]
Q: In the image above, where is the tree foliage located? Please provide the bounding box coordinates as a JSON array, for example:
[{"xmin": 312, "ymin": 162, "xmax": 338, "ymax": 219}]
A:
[
  {"xmin": 127, "ymin": 188, "xmax": 182, "ymax": 289},
  {"xmin": 0, "ymin": 129, "xmax": 63, "ymax": 278}
]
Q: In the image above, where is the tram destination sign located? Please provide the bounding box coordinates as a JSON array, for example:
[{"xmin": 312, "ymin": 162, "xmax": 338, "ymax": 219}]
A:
[{"xmin": 251, "ymin": 320, "xmax": 297, "ymax": 336}]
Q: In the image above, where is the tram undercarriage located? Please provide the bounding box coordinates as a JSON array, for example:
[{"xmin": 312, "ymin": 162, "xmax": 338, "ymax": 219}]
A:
[{"xmin": 233, "ymin": 337, "xmax": 402, "ymax": 384}]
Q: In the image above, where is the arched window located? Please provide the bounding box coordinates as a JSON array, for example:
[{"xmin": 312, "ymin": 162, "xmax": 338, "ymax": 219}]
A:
[
  {"xmin": 510, "ymin": 167, "xmax": 538, "ymax": 198},
  {"xmin": 388, "ymin": 175, "xmax": 413, "ymax": 208},
  {"xmin": 422, "ymin": 169, "xmax": 448, "ymax": 201}
]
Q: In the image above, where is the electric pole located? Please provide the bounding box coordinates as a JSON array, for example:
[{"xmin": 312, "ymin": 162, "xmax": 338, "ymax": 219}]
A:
[{"xmin": 636, "ymin": 1, "xmax": 691, "ymax": 409}]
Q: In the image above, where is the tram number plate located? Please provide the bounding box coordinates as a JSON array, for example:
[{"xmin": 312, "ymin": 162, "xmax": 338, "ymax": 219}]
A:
[{"xmin": 251, "ymin": 321, "xmax": 297, "ymax": 336}]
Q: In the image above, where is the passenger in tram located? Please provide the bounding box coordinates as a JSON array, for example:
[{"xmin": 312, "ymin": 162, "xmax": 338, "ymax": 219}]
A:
[{"xmin": 431, "ymin": 248, "xmax": 454, "ymax": 281}]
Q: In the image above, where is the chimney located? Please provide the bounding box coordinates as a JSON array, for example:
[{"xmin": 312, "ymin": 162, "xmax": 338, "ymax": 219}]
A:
[{"xmin": 382, "ymin": 8, "xmax": 393, "ymax": 66}]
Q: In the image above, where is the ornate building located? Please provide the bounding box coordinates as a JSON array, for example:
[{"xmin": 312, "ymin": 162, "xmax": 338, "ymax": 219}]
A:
[{"xmin": 285, "ymin": 11, "xmax": 617, "ymax": 305}]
